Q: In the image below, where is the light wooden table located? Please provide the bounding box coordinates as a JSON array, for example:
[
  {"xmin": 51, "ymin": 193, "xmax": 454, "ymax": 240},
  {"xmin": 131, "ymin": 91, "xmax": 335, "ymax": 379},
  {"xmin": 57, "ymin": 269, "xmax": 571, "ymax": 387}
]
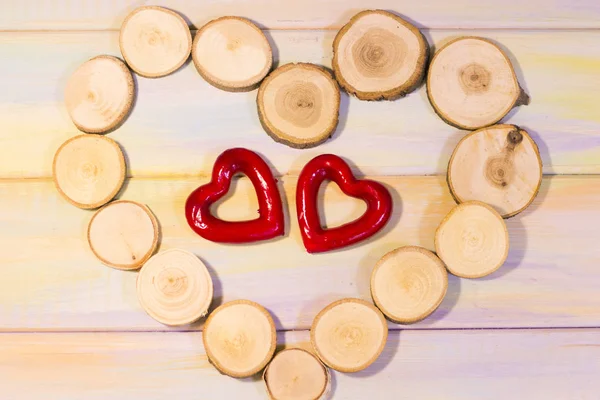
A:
[{"xmin": 1, "ymin": 1, "xmax": 599, "ymax": 399}]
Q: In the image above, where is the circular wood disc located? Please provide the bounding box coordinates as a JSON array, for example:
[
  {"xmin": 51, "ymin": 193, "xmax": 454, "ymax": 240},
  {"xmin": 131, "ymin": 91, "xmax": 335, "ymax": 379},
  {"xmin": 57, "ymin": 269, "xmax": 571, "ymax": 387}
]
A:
[
  {"xmin": 427, "ymin": 37, "xmax": 528, "ymax": 130},
  {"xmin": 120, "ymin": 6, "xmax": 192, "ymax": 78},
  {"xmin": 371, "ymin": 246, "xmax": 448, "ymax": 324},
  {"xmin": 310, "ymin": 298, "xmax": 387, "ymax": 373},
  {"xmin": 263, "ymin": 348, "xmax": 330, "ymax": 400},
  {"xmin": 203, "ymin": 300, "xmax": 277, "ymax": 378},
  {"xmin": 435, "ymin": 201, "xmax": 509, "ymax": 279},
  {"xmin": 64, "ymin": 55, "xmax": 134, "ymax": 133},
  {"xmin": 192, "ymin": 16, "xmax": 272, "ymax": 91},
  {"xmin": 53, "ymin": 134, "xmax": 126, "ymax": 209},
  {"xmin": 257, "ymin": 63, "xmax": 340, "ymax": 148},
  {"xmin": 333, "ymin": 10, "xmax": 428, "ymax": 101},
  {"xmin": 448, "ymin": 124, "xmax": 542, "ymax": 217},
  {"xmin": 88, "ymin": 200, "xmax": 159, "ymax": 270},
  {"xmin": 137, "ymin": 249, "xmax": 213, "ymax": 326}
]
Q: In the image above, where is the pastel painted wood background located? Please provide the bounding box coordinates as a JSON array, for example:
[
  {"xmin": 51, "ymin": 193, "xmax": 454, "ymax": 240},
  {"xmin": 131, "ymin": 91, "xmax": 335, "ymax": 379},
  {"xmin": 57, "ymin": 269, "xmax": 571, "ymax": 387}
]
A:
[{"xmin": 1, "ymin": 1, "xmax": 599, "ymax": 399}]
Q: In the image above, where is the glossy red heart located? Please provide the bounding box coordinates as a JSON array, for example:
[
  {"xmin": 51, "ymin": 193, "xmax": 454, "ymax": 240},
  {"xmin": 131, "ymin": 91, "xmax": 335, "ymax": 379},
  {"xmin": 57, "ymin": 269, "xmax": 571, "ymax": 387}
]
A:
[
  {"xmin": 296, "ymin": 154, "xmax": 393, "ymax": 253},
  {"xmin": 185, "ymin": 148, "xmax": 284, "ymax": 243}
]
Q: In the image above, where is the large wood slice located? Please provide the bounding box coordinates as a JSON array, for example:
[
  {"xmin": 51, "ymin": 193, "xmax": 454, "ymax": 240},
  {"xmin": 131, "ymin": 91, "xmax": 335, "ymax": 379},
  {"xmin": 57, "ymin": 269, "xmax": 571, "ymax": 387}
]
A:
[
  {"xmin": 448, "ymin": 124, "xmax": 542, "ymax": 217},
  {"xmin": 333, "ymin": 10, "xmax": 429, "ymax": 101},
  {"xmin": 88, "ymin": 200, "xmax": 159, "ymax": 270},
  {"xmin": 120, "ymin": 6, "xmax": 192, "ymax": 78},
  {"xmin": 203, "ymin": 300, "xmax": 277, "ymax": 378},
  {"xmin": 310, "ymin": 298, "xmax": 387, "ymax": 373},
  {"xmin": 193, "ymin": 16, "xmax": 272, "ymax": 91},
  {"xmin": 371, "ymin": 246, "xmax": 448, "ymax": 324},
  {"xmin": 52, "ymin": 134, "xmax": 126, "ymax": 209},
  {"xmin": 435, "ymin": 201, "xmax": 510, "ymax": 279},
  {"xmin": 136, "ymin": 249, "xmax": 213, "ymax": 325},
  {"xmin": 64, "ymin": 56, "xmax": 134, "ymax": 133},
  {"xmin": 257, "ymin": 63, "xmax": 340, "ymax": 148},
  {"xmin": 427, "ymin": 37, "xmax": 529, "ymax": 130}
]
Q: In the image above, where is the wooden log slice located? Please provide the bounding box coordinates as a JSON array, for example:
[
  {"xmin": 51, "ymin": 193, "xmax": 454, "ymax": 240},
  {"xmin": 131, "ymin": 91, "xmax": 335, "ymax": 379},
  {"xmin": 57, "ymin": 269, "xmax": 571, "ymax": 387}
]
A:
[
  {"xmin": 447, "ymin": 124, "xmax": 542, "ymax": 217},
  {"xmin": 310, "ymin": 298, "xmax": 387, "ymax": 373},
  {"xmin": 257, "ymin": 63, "xmax": 340, "ymax": 148},
  {"xmin": 64, "ymin": 55, "xmax": 134, "ymax": 133},
  {"xmin": 87, "ymin": 200, "xmax": 159, "ymax": 270},
  {"xmin": 193, "ymin": 16, "xmax": 273, "ymax": 91},
  {"xmin": 52, "ymin": 134, "xmax": 125, "ymax": 209},
  {"xmin": 263, "ymin": 348, "xmax": 330, "ymax": 400},
  {"xmin": 332, "ymin": 10, "xmax": 429, "ymax": 101},
  {"xmin": 427, "ymin": 37, "xmax": 529, "ymax": 130},
  {"xmin": 435, "ymin": 201, "xmax": 509, "ymax": 279},
  {"xmin": 120, "ymin": 6, "xmax": 192, "ymax": 78},
  {"xmin": 136, "ymin": 249, "xmax": 213, "ymax": 326},
  {"xmin": 371, "ymin": 246, "xmax": 448, "ymax": 324},
  {"xmin": 203, "ymin": 300, "xmax": 277, "ymax": 378}
]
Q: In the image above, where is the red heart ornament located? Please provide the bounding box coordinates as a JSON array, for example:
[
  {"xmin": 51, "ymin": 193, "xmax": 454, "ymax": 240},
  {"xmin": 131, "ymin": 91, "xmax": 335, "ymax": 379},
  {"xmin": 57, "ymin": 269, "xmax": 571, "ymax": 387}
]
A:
[
  {"xmin": 185, "ymin": 148, "xmax": 284, "ymax": 243},
  {"xmin": 296, "ymin": 154, "xmax": 393, "ymax": 253}
]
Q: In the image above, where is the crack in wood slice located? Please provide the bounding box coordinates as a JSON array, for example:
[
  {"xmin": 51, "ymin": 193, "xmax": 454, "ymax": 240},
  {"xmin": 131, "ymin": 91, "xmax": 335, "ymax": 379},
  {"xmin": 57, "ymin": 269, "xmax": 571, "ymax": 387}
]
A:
[
  {"xmin": 136, "ymin": 249, "xmax": 213, "ymax": 326},
  {"xmin": 257, "ymin": 63, "xmax": 340, "ymax": 148},
  {"xmin": 447, "ymin": 124, "xmax": 542, "ymax": 217},
  {"xmin": 310, "ymin": 298, "xmax": 387, "ymax": 373},
  {"xmin": 193, "ymin": 16, "xmax": 273, "ymax": 92},
  {"xmin": 87, "ymin": 200, "xmax": 159, "ymax": 271},
  {"xmin": 203, "ymin": 300, "xmax": 277, "ymax": 378},
  {"xmin": 52, "ymin": 134, "xmax": 126, "ymax": 209},
  {"xmin": 119, "ymin": 6, "xmax": 192, "ymax": 78},
  {"xmin": 371, "ymin": 246, "xmax": 448, "ymax": 324},
  {"xmin": 263, "ymin": 348, "xmax": 330, "ymax": 400},
  {"xmin": 427, "ymin": 37, "xmax": 528, "ymax": 130},
  {"xmin": 64, "ymin": 55, "xmax": 134, "ymax": 133},
  {"xmin": 332, "ymin": 10, "xmax": 429, "ymax": 101},
  {"xmin": 435, "ymin": 201, "xmax": 509, "ymax": 279}
]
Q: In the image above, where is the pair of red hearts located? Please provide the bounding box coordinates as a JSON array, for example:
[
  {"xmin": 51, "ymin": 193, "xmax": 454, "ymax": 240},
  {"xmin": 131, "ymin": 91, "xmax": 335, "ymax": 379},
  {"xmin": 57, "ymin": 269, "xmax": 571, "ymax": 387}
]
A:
[{"xmin": 185, "ymin": 148, "xmax": 393, "ymax": 253}]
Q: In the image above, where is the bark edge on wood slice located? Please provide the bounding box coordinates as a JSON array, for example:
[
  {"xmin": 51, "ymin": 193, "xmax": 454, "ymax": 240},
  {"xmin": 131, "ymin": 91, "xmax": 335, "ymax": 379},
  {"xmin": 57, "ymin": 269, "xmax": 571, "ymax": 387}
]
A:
[
  {"xmin": 310, "ymin": 298, "xmax": 387, "ymax": 373},
  {"xmin": 332, "ymin": 10, "xmax": 429, "ymax": 101},
  {"xmin": 88, "ymin": 200, "xmax": 159, "ymax": 270},
  {"xmin": 64, "ymin": 55, "xmax": 135, "ymax": 133},
  {"xmin": 203, "ymin": 299, "xmax": 277, "ymax": 378},
  {"xmin": 136, "ymin": 248, "xmax": 213, "ymax": 326},
  {"xmin": 52, "ymin": 134, "xmax": 126, "ymax": 209},
  {"xmin": 263, "ymin": 348, "xmax": 331, "ymax": 400},
  {"xmin": 371, "ymin": 246, "xmax": 448, "ymax": 324},
  {"xmin": 435, "ymin": 201, "xmax": 509, "ymax": 279},
  {"xmin": 257, "ymin": 63, "xmax": 340, "ymax": 148},
  {"xmin": 427, "ymin": 36, "xmax": 529, "ymax": 130},
  {"xmin": 119, "ymin": 6, "xmax": 192, "ymax": 78},
  {"xmin": 193, "ymin": 16, "xmax": 273, "ymax": 92},
  {"xmin": 447, "ymin": 124, "xmax": 542, "ymax": 218}
]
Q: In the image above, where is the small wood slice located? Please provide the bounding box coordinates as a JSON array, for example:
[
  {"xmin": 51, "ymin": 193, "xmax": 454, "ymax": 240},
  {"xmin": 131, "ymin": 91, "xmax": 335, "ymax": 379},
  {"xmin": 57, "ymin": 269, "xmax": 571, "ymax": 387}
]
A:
[
  {"xmin": 310, "ymin": 298, "xmax": 387, "ymax": 373},
  {"xmin": 427, "ymin": 37, "xmax": 529, "ymax": 130},
  {"xmin": 88, "ymin": 200, "xmax": 159, "ymax": 270},
  {"xmin": 371, "ymin": 246, "xmax": 448, "ymax": 324},
  {"xmin": 120, "ymin": 6, "xmax": 192, "ymax": 78},
  {"xmin": 203, "ymin": 300, "xmax": 277, "ymax": 378},
  {"xmin": 193, "ymin": 16, "xmax": 273, "ymax": 91},
  {"xmin": 257, "ymin": 63, "xmax": 340, "ymax": 148},
  {"xmin": 448, "ymin": 124, "xmax": 542, "ymax": 217},
  {"xmin": 53, "ymin": 134, "xmax": 126, "ymax": 209},
  {"xmin": 136, "ymin": 249, "xmax": 213, "ymax": 326},
  {"xmin": 263, "ymin": 348, "xmax": 330, "ymax": 400},
  {"xmin": 332, "ymin": 10, "xmax": 429, "ymax": 101},
  {"xmin": 64, "ymin": 55, "xmax": 134, "ymax": 133},
  {"xmin": 435, "ymin": 201, "xmax": 509, "ymax": 279}
]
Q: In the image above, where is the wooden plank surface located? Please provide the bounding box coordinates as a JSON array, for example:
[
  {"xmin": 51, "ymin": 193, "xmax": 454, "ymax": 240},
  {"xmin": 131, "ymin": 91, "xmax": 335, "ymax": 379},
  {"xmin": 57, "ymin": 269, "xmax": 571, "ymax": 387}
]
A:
[
  {"xmin": 3, "ymin": 0, "xmax": 600, "ymax": 30},
  {"xmin": 2, "ymin": 175, "xmax": 599, "ymax": 331},
  {"xmin": 1, "ymin": 30, "xmax": 599, "ymax": 179},
  {"xmin": 1, "ymin": 329, "xmax": 598, "ymax": 399}
]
